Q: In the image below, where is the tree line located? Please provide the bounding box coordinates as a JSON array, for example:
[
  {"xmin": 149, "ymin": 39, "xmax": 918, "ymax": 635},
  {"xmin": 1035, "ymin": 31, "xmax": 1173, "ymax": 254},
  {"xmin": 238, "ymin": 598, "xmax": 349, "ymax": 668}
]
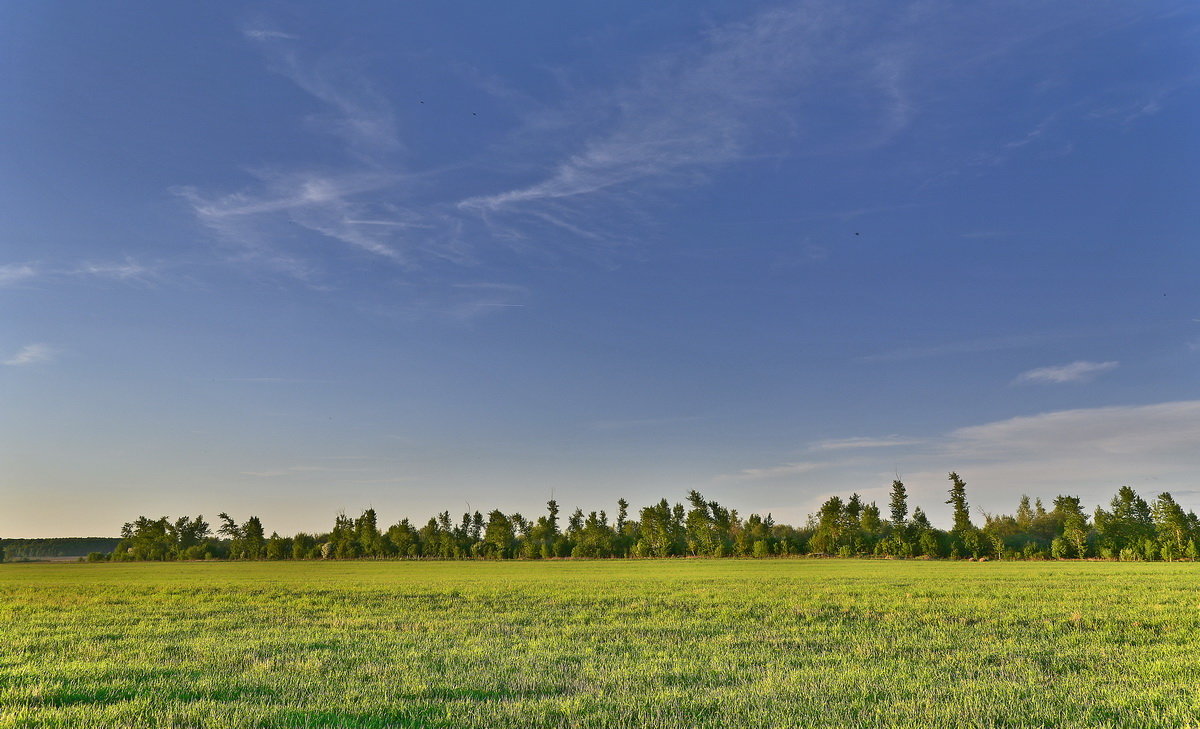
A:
[
  {"xmin": 94, "ymin": 474, "xmax": 1200, "ymax": 563},
  {"xmin": 0, "ymin": 538, "xmax": 119, "ymax": 561}
]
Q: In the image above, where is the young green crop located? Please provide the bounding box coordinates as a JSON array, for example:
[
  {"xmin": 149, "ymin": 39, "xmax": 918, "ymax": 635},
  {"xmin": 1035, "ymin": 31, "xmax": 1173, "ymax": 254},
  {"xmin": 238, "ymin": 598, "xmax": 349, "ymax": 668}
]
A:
[{"xmin": 2, "ymin": 560, "xmax": 1198, "ymax": 728}]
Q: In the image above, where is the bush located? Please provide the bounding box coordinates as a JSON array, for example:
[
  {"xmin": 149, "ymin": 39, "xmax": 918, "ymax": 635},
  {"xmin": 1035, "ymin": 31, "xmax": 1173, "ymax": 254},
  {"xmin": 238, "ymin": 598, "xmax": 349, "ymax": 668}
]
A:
[
  {"xmin": 752, "ymin": 540, "xmax": 770, "ymax": 559},
  {"xmin": 180, "ymin": 545, "xmax": 209, "ymax": 561},
  {"xmin": 1141, "ymin": 539, "xmax": 1159, "ymax": 561},
  {"xmin": 919, "ymin": 532, "xmax": 941, "ymax": 558},
  {"xmin": 1051, "ymin": 537, "xmax": 1068, "ymax": 559}
]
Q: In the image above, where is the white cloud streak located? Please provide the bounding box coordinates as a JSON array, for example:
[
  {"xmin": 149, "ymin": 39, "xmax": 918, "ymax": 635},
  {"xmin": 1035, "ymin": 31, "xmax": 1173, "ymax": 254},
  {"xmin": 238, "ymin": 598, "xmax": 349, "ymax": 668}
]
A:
[
  {"xmin": 858, "ymin": 334, "xmax": 1051, "ymax": 363},
  {"xmin": 427, "ymin": 283, "xmax": 530, "ymax": 322},
  {"xmin": 1016, "ymin": 360, "xmax": 1118, "ymax": 384},
  {"xmin": 2, "ymin": 260, "xmax": 160, "ymax": 288},
  {"xmin": 591, "ymin": 415, "xmax": 704, "ymax": 431},
  {"xmin": 243, "ymin": 29, "xmax": 299, "ymax": 41},
  {"xmin": 730, "ymin": 400, "xmax": 1200, "ymax": 524},
  {"xmin": 176, "ymin": 172, "xmax": 410, "ymax": 266},
  {"xmin": 4, "ymin": 343, "xmax": 56, "ymax": 366},
  {"xmin": 178, "ymin": 30, "xmax": 443, "ymax": 274},
  {"xmin": 72, "ymin": 258, "xmax": 157, "ymax": 283},
  {"xmin": 943, "ymin": 401, "xmax": 1200, "ymax": 462},
  {"xmin": 811, "ymin": 435, "xmax": 924, "ymax": 451},
  {"xmin": 459, "ymin": 3, "xmax": 914, "ymax": 225},
  {"xmin": 242, "ymin": 27, "xmax": 399, "ymax": 156},
  {"xmin": 0, "ymin": 263, "xmax": 38, "ymax": 287},
  {"xmin": 718, "ymin": 461, "xmax": 824, "ymax": 482},
  {"xmin": 185, "ymin": 3, "xmax": 1170, "ymax": 295}
]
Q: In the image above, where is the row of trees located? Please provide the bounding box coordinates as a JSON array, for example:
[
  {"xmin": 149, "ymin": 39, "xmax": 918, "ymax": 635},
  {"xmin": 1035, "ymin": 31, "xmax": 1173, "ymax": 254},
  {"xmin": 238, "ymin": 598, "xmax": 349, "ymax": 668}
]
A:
[
  {"xmin": 105, "ymin": 494, "xmax": 805, "ymax": 562},
  {"xmin": 101, "ymin": 475, "xmax": 1200, "ymax": 562},
  {"xmin": 810, "ymin": 474, "xmax": 1200, "ymax": 561}
]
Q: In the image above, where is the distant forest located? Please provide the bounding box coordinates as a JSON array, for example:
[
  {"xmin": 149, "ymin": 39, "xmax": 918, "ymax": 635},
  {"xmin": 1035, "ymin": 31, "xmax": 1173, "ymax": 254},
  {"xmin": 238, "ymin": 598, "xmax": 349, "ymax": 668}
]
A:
[
  {"xmin": 0, "ymin": 538, "xmax": 120, "ymax": 561},
  {"xmin": 66, "ymin": 473, "xmax": 1200, "ymax": 563}
]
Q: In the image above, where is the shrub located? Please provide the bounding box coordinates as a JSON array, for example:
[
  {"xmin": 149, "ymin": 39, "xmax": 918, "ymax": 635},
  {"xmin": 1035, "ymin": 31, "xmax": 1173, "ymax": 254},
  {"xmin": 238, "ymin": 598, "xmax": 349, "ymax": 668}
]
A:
[{"xmin": 1051, "ymin": 538, "xmax": 1068, "ymax": 559}]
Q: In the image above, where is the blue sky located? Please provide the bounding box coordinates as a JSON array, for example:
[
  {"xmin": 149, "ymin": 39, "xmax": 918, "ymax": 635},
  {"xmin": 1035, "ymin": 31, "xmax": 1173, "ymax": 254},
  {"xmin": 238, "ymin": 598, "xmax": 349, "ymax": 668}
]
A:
[{"xmin": 2, "ymin": 1, "xmax": 1198, "ymax": 538}]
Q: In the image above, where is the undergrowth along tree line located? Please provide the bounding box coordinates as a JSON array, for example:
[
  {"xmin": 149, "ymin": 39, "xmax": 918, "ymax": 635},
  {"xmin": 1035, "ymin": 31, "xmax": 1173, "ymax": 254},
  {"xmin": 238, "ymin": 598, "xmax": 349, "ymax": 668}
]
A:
[{"xmin": 95, "ymin": 473, "xmax": 1200, "ymax": 563}]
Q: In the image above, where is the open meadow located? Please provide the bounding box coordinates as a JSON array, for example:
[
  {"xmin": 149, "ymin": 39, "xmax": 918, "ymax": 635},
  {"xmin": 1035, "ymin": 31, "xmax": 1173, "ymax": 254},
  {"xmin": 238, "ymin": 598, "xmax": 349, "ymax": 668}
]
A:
[{"xmin": 1, "ymin": 559, "xmax": 1198, "ymax": 728}]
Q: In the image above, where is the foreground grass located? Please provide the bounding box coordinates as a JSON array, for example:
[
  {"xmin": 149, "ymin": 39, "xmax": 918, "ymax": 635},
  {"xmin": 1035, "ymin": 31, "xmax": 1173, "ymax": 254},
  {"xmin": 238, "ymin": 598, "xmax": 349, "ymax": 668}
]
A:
[{"xmin": 1, "ymin": 560, "xmax": 1198, "ymax": 728}]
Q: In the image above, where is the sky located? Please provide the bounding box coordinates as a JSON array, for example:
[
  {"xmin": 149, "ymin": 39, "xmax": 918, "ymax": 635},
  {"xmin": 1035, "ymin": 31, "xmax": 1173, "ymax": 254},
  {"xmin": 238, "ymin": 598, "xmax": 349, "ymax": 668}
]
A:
[{"xmin": 2, "ymin": 1, "xmax": 1198, "ymax": 538}]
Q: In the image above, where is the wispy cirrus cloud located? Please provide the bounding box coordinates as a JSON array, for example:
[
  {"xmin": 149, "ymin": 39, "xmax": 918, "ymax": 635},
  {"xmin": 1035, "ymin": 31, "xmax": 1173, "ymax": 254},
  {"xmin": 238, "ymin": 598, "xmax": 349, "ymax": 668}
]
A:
[
  {"xmin": 811, "ymin": 435, "xmax": 924, "ymax": 451},
  {"xmin": 943, "ymin": 400, "xmax": 1200, "ymax": 462},
  {"xmin": 2, "ymin": 259, "xmax": 160, "ymax": 288},
  {"xmin": 0, "ymin": 263, "xmax": 39, "ymax": 288},
  {"xmin": 177, "ymin": 31, "xmax": 478, "ymax": 281},
  {"xmin": 857, "ymin": 334, "xmax": 1053, "ymax": 363},
  {"xmin": 906, "ymin": 400, "xmax": 1200, "ymax": 515},
  {"xmin": 176, "ymin": 171, "xmax": 411, "ymax": 266},
  {"xmin": 590, "ymin": 415, "xmax": 704, "ymax": 431},
  {"xmin": 213, "ymin": 377, "xmax": 334, "ymax": 384},
  {"xmin": 459, "ymin": 3, "xmax": 915, "ymax": 235},
  {"xmin": 1016, "ymin": 360, "xmax": 1118, "ymax": 384},
  {"xmin": 442, "ymin": 283, "xmax": 529, "ymax": 321},
  {"xmin": 185, "ymin": 2, "xmax": 1178, "ymax": 302},
  {"xmin": 173, "ymin": 25, "xmax": 420, "ymax": 278},
  {"xmin": 4, "ymin": 343, "xmax": 56, "ymax": 367},
  {"xmin": 731, "ymin": 400, "xmax": 1200, "ymax": 524},
  {"xmin": 377, "ymin": 282, "xmax": 531, "ymax": 323},
  {"xmin": 717, "ymin": 461, "xmax": 824, "ymax": 482},
  {"xmin": 71, "ymin": 258, "xmax": 158, "ymax": 283},
  {"xmin": 241, "ymin": 26, "xmax": 399, "ymax": 156},
  {"xmin": 242, "ymin": 28, "xmax": 299, "ymax": 42}
]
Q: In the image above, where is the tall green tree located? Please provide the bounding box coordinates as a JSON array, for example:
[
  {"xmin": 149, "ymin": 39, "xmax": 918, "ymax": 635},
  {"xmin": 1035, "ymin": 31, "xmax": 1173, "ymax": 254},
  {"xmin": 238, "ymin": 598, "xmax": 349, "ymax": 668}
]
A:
[
  {"xmin": 217, "ymin": 512, "xmax": 245, "ymax": 559},
  {"xmin": 242, "ymin": 516, "xmax": 266, "ymax": 560},
  {"xmin": 946, "ymin": 472, "xmax": 973, "ymax": 535},
  {"xmin": 684, "ymin": 490, "xmax": 715, "ymax": 556},
  {"xmin": 1050, "ymin": 496, "xmax": 1089, "ymax": 558},
  {"xmin": 860, "ymin": 502, "xmax": 883, "ymax": 545},
  {"xmin": 809, "ymin": 496, "xmax": 845, "ymax": 554},
  {"xmin": 482, "ymin": 510, "xmax": 515, "ymax": 558},
  {"xmin": 1152, "ymin": 492, "xmax": 1191, "ymax": 561},
  {"xmin": 356, "ymin": 509, "xmax": 384, "ymax": 557},
  {"xmin": 888, "ymin": 480, "xmax": 908, "ymax": 527},
  {"xmin": 1015, "ymin": 496, "xmax": 1034, "ymax": 532},
  {"xmin": 174, "ymin": 516, "xmax": 210, "ymax": 554},
  {"xmin": 638, "ymin": 499, "xmax": 677, "ymax": 557},
  {"xmin": 1094, "ymin": 486, "xmax": 1154, "ymax": 557}
]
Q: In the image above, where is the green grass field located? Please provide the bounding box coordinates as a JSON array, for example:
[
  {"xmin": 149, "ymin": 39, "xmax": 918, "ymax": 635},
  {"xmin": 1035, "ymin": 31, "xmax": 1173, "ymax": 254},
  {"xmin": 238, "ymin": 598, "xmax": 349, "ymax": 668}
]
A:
[{"xmin": 1, "ymin": 560, "xmax": 1198, "ymax": 728}]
